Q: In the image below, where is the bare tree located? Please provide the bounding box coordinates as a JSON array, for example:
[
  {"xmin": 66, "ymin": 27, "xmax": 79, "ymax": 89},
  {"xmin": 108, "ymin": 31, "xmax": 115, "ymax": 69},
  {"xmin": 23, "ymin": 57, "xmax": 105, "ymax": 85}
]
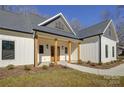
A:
[
  {"xmin": 100, "ymin": 10, "xmax": 112, "ymax": 21},
  {"xmin": 70, "ymin": 18, "xmax": 84, "ymax": 32},
  {"xmin": 115, "ymin": 6, "xmax": 124, "ymax": 46}
]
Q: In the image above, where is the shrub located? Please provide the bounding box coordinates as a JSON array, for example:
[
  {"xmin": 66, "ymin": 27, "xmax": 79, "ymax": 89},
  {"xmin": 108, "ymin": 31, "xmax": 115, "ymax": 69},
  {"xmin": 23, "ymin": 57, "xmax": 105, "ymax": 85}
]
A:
[
  {"xmin": 114, "ymin": 60, "xmax": 117, "ymax": 63},
  {"xmin": 117, "ymin": 59, "xmax": 122, "ymax": 62},
  {"xmin": 106, "ymin": 62, "xmax": 110, "ymax": 65},
  {"xmin": 98, "ymin": 62, "xmax": 102, "ymax": 65},
  {"xmin": 111, "ymin": 61, "xmax": 114, "ymax": 64},
  {"xmin": 49, "ymin": 63, "xmax": 54, "ymax": 67},
  {"xmin": 62, "ymin": 65, "xmax": 68, "ymax": 69},
  {"xmin": 87, "ymin": 60, "xmax": 91, "ymax": 64},
  {"xmin": 24, "ymin": 65, "xmax": 31, "ymax": 71},
  {"xmin": 42, "ymin": 65, "xmax": 48, "ymax": 70},
  {"xmin": 6, "ymin": 64, "xmax": 15, "ymax": 70},
  {"xmin": 90, "ymin": 63, "xmax": 96, "ymax": 66}
]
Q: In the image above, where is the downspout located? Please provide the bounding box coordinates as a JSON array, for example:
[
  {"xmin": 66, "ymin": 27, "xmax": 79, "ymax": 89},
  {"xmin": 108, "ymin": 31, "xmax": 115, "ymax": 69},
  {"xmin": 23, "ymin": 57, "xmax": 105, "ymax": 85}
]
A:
[
  {"xmin": 99, "ymin": 35, "xmax": 101, "ymax": 64},
  {"xmin": 33, "ymin": 30, "xmax": 36, "ymax": 67}
]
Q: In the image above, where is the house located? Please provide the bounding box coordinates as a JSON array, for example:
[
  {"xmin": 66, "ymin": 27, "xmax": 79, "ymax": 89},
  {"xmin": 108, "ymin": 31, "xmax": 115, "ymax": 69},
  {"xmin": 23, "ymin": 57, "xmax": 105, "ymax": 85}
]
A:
[{"xmin": 0, "ymin": 10, "xmax": 119, "ymax": 67}]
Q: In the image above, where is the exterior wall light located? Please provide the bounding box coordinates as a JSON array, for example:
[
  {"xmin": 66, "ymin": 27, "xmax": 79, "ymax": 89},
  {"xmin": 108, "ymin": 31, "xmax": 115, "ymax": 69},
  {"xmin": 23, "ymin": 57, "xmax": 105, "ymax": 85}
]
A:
[{"xmin": 46, "ymin": 44, "xmax": 49, "ymax": 49}]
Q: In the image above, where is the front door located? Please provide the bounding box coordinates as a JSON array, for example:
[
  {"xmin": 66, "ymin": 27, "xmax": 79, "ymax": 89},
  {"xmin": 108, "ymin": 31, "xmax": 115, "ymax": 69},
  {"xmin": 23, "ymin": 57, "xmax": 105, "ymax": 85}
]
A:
[
  {"xmin": 51, "ymin": 46, "xmax": 55, "ymax": 62},
  {"xmin": 51, "ymin": 46, "xmax": 60, "ymax": 62}
]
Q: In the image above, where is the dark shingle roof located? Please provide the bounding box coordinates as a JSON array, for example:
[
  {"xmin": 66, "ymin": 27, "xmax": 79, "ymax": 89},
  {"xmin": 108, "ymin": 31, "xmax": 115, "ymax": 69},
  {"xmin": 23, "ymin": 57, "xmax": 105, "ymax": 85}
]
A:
[
  {"xmin": 33, "ymin": 25, "xmax": 78, "ymax": 39},
  {"xmin": 77, "ymin": 20, "xmax": 111, "ymax": 39},
  {"xmin": 0, "ymin": 10, "xmax": 46, "ymax": 33}
]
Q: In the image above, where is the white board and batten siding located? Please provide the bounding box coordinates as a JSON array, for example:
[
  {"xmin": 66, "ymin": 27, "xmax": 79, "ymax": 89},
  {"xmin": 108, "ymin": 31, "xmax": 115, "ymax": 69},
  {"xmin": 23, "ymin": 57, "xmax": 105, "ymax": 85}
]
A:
[
  {"xmin": 71, "ymin": 42, "xmax": 78, "ymax": 63},
  {"xmin": 101, "ymin": 36, "xmax": 117, "ymax": 63},
  {"xmin": 0, "ymin": 34, "xmax": 34, "ymax": 67},
  {"xmin": 80, "ymin": 36, "xmax": 99, "ymax": 63}
]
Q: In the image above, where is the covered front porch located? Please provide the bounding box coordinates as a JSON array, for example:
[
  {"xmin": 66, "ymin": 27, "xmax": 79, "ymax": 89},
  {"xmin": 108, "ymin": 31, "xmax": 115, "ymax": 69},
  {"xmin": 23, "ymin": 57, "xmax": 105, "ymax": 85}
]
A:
[{"xmin": 34, "ymin": 32, "xmax": 81, "ymax": 67}]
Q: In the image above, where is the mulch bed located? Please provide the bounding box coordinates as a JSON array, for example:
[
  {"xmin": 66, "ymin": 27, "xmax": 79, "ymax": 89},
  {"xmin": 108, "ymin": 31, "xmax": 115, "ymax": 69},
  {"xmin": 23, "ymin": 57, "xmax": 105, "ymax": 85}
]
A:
[
  {"xmin": 74, "ymin": 60, "xmax": 124, "ymax": 69},
  {"xmin": 0, "ymin": 64, "xmax": 63, "ymax": 80}
]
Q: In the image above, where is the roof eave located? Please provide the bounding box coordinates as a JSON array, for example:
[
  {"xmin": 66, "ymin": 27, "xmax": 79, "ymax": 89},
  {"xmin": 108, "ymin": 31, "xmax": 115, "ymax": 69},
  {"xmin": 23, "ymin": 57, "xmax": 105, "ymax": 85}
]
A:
[
  {"xmin": 33, "ymin": 28, "xmax": 78, "ymax": 40},
  {"xmin": 79, "ymin": 33, "xmax": 103, "ymax": 40}
]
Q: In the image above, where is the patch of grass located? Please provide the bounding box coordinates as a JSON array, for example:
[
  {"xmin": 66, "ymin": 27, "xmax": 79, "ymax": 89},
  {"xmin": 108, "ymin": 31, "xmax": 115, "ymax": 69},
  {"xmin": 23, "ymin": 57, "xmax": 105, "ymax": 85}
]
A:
[
  {"xmin": 6, "ymin": 64, "xmax": 15, "ymax": 70},
  {"xmin": 0, "ymin": 65, "xmax": 123, "ymax": 87}
]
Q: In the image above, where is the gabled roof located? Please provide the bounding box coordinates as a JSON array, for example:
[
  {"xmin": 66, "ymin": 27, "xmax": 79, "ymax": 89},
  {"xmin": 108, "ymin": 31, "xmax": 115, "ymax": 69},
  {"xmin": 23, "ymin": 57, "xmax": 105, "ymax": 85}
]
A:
[
  {"xmin": 38, "ymin": 13, "xmax": 76, "ymax": 36},
  {"xmin": 77, "ymin": 20, "xmax": 111, "ymax": 39},
  {"xmin": 0, "ymin": 10, "xmax": 118, "ymax": 41}
]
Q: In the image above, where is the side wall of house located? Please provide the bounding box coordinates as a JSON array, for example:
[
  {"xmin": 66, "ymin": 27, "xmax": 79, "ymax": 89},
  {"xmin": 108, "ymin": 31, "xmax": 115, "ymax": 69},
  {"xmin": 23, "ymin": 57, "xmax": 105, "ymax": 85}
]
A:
[
  {"xmin": 101, "ymin": 36, "xmax": 117, "ymax": 63},
  {"xmin": 80, "ymin": 36, "xmax": 99, "ymax": 63},
  {"xmin": 0, "ymin": 33, "xmax": 34, "ymax": 67}
]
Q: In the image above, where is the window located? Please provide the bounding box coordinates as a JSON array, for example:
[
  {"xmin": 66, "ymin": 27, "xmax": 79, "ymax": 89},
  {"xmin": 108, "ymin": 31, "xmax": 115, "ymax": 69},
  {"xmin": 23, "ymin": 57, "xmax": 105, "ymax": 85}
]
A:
[
  {"xmin": 105, "ymin": 45, "xmax": 108, "ymax": 58},
  {"xmin": 65, "ymin": 47, "xmax": 68, "ymax": 54},
  {"xmin": 112, "ymin": 46, "xmax": 115, "ymax": 57},
  {"xmin": 39, "ymin": 45, "xmax": 44, "ymax": 54},
  {"xmin": 2, "ymin": 40, "xmax": 15, "ymax": 60},
  {"xmin": 55, "ymin": 21, "xmax": 64, "ymax": 30}
]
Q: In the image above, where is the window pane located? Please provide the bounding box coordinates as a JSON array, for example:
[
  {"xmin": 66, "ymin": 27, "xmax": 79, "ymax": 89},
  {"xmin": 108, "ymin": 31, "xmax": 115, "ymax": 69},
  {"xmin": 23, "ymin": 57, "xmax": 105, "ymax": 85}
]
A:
[
  {"xmin": 39, "ymin": 45, "xmax": 44, "ymax": 54},
  {"xmin": 2, "ymin": 40, "xmax": 15, "ymax": 60},
  {"xmin": 112, "ymin": 46, "xmax": 114, "ymax": 57},
  {"xmin": 105, "ymin": 45, "xmax": 108, "ymax": 58},
  {"xmin": 65, "ymin": 47, "xmax": 68, "ymax": 54}
]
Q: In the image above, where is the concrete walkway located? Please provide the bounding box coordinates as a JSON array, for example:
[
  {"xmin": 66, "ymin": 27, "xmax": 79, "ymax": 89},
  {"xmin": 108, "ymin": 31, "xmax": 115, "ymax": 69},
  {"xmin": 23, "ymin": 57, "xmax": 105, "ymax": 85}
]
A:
[{"xmin": 59, "ymin": 61, "xmax": 124, "ymax": 76}]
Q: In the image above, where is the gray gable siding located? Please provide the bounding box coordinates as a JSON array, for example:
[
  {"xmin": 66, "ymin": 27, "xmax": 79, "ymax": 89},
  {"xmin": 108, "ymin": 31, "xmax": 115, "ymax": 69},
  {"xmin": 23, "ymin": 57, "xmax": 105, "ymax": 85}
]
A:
[
  {"xmin": 44, "ymin": 17, "xmax": 72, "ymax": 33},
  {"xmin": 103, "ymin": 23, "xmax": 117, "ymax": 41}
]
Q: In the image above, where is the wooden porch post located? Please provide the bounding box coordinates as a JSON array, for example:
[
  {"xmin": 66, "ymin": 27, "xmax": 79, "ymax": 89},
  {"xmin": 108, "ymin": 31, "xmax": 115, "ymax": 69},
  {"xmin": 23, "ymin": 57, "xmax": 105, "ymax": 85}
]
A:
[
  {"xmin": 34, "ymin": 35, "xmax": 39, "ymax": 67},
  {"xmin": 68, "ymin": 41, "xmax": 71, "ymax": 63},
  {"xmin": 78, "ymin": 42, "xmax": 81, "ymax": 64},
  {"xmin": 54, "ymin": 39, "xmax": 58, "ymax": 64}
]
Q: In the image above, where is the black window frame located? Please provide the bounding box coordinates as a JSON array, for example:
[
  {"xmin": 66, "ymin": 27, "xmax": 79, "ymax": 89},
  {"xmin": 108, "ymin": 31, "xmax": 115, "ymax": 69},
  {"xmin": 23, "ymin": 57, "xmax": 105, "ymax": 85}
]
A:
[
  {"xmin": 105, "ymin": 45, "xmax": 108, "ymax": 58},
  {"xmin": 39, "ymin": 45, "xmax": 44, "ymax": 54},
  {"xmin": 2, "ymin": 40, "xmax": 15, "ymax": 60}
]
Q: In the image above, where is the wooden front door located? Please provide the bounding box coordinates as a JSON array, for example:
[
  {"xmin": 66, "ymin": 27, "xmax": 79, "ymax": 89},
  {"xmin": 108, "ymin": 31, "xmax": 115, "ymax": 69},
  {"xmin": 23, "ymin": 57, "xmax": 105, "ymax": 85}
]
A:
[
  {"xmin": 51, "ymin": 46, "xmax": 55, "ymax": 62},
  {"xmin": 51, "ymin": 46, "xmax": 60, "ymax": 62}
]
